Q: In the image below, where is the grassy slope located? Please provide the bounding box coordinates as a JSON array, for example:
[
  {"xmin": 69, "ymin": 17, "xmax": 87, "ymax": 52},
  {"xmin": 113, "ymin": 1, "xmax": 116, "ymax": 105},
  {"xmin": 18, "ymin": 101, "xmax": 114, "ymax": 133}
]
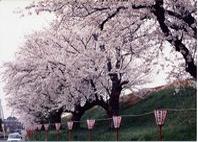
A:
[{"xmin": 33, "ymin": 87, "xmax": 196, "ymax": 141}]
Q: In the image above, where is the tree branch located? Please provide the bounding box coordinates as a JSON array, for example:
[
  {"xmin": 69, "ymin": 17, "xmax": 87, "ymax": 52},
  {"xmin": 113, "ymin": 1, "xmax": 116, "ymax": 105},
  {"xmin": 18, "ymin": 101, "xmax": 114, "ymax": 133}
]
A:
[
  {"xmin": 99, "ymin": 6, "xmax": 127, "ymax": 30},
  {"xmin": 152, "ymin": 0, "xmax": 197, "ymax": 79},
  {"xmin": 165, "ymin": 9, "xmax": 197, "ymax": 38}
]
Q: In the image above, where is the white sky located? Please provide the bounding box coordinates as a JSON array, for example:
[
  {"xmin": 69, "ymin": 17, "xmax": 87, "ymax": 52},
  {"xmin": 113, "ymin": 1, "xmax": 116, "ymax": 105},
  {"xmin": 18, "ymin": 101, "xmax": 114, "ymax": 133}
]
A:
[
  {"xmin": 0, "ymin": 0, "xmax": 54, "ymax": 118},
  {"xmin": 0, "ymin": 0, "xmax": 171, "ymax": 119}
]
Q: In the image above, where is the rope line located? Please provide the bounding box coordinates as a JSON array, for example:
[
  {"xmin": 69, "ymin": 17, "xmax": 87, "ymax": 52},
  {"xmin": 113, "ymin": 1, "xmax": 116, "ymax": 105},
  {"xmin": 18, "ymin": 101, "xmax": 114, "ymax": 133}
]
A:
[
  {"xmin": 42, "ymin": 108, "xmax": 196, "ymax": 125},
  {"xmin": 121, "ymin": 111, "xmax": 154, "ymax": 117},
  {"xmin": 166, "ymin": 108, "xmax": 196, "ymax": 111}
]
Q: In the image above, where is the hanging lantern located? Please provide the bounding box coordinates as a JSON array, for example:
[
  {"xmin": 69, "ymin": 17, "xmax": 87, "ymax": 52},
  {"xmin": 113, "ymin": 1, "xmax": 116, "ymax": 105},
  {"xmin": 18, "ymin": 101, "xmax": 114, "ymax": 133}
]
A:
[
  {"xmin": 154, "ymin": 109, "xmax": 168, "ymax": 141},
  {"xmin": 113, "ymin": 116, "xmax": 122, "ymax": 141},
  {"xmin": 67, "ymin": 121, "xmax": 73, "ymax": 130},
  {"xmin": 87, "ymin": 119, "xmax": 95, "ymax": 141},
  {"xmin": 44, "ymin": 124, "xmax": 49, "ymax": 141},
  {"xmin": 44, "ymin": 124, "xmax": 49, "ymax": 131},
  {"xmin": 55, "ymin": 123, "xmax": 61, "ymax": 141},
  {"xmin": 1, "ymin": 124, "xmax": 4, "ymax": 128},
  {"xmin": 32, "ymin": 124, "xmax": 37, "ymax": 131},
  {"xmin": 87, "ymin": 119, "xmax": 95, "ymax": 130},
  {"xmin": 37, "ymin": 124, "xmax": 42, "ymax": 130},
  {"xmin": 55, "ymin": 123, "xmax": 61, "ymax": 131},
  {"xmin": 154, "ymin": 109, "xmax": 167, "ymax": 126},
  {"xmin": 113, "ymin": 116, "xmax": 122, "ymax": 128}
]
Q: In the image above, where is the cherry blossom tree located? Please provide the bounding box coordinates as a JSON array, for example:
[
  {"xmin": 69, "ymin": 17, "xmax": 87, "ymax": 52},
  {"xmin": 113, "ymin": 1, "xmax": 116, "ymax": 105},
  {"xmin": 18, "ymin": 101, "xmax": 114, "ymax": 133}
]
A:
[
  {"xmin": 24, "ymin": 0, "xmax": 196, "ymax": 79},
  {"xmin": 22, "ymin": 0, "xmax": 196, "ymax": 117},
  {"xmin": 3, "ymin": 0, "xmax": 196, "ymax": 125},
  {"xmin": 2, "ymin": 22, "xmax": 153, "ymax": 126},
  {"xmin": 1, "ymin": 30, "xmax": 108, "ymax": 124},
  {"xmin": 47, "ymin": 20, "xmax": 156, "ymax": 117}
]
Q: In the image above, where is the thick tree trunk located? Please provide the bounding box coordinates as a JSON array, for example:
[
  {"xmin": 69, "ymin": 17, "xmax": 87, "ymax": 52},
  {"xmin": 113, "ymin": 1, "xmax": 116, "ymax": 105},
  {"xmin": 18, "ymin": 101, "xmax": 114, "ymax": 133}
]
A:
[
  {"xmin": 108, "ymin": 90, "xmax": 121, "ymax": 129},
  {"xmin": 45, "ymin": 108, "xmax": 63, "ymax": 130},
  {"xmin": 49, "ymin": 108, "xmax": 63, "ymax": 123},
  {"xmin": 107, "ymin": 73, "xmax": 123, "ymax": 129},
  {"xmin": 50, "ymin": 113, "xmax": 62, "ymax": 123},
  {"xmin": 108, "ymin": 73, "xmax": 122, "ymax": 117},
  {"xmin": 71, "ymin": 111, "xmax": 84, "ymax": 128},
  {"xmin": 71, "ymin": 97, "xmax": 109, "ymax": 128},
  {"xmin": 109, "ymin": 91, "xmax": 121, "ymax": 116}
]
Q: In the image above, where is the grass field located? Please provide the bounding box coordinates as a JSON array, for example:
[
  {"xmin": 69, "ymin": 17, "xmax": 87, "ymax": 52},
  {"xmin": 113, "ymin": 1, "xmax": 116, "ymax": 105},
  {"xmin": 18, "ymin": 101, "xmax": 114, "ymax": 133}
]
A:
[{"xmin": 30, "ymin": 86, "xmax": 196, "ymax": 141}]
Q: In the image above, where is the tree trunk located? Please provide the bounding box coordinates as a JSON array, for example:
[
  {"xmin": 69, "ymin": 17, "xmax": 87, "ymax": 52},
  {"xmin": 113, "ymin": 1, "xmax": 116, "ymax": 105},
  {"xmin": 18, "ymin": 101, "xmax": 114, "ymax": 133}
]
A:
[
  {"xmin": 108, "ymin": 85, "xmax": 122, "ymax": 128},
  {"xmin": 109, "ymin": 91, "xmax": 120, "ymax": 116},
  {"xmin": 71, "ymin": 111, "xmax": 84, "ymax": 128},
  {"xmin": 50, "ymin": 108, "xmax": 63, "ymax": 123},
  {"xmin": 71, "ymin": 97, "xmax": 109, "ymax": 128},
  {"xmin": 107, "ymin": 73, "xmax": 122, "ymax": 129},
  {"xmin": 50, "ymin": 113, "xmax": 62, "ymax": 123},
  {"xmin": 109, "ymin": 73, "xmax": 122, "ymax": 117}
]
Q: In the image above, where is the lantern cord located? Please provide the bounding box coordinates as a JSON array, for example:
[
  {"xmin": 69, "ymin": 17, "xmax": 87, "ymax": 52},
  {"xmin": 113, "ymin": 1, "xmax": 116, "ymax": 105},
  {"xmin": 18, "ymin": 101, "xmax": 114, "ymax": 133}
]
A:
[
  {"xmin": 166, "ymin": 108, "xmax": 196, "ymax": 111},
  {"xmin": 32, "ymin": 108, "xmax": 196, "ymax": 126},
  {"xmin": 121, "ymin": 108, "xmax": 196, "ymax": 118},
  {"xmin": 122, "ymin": 111, "xmax": 154, "ymax": 117},
  {"xmin": 94, "ymin": 108, "xmax": 196, "ymax": 121}
]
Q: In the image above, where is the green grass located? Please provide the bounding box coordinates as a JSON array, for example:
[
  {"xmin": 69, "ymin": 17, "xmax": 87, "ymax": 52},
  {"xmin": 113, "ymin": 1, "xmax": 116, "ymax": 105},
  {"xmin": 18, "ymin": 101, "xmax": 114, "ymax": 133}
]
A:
[{"xmin": 30, "ymin": 86, "xmax": 196, "ymax": 141}]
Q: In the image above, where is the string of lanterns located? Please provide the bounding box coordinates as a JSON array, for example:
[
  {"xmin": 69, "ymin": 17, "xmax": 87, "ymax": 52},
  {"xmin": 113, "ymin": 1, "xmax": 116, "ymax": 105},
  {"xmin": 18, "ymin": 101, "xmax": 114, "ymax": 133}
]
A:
[{"xmin": 25, "ymin": 108, "xmax": 195, "ymax": 141}]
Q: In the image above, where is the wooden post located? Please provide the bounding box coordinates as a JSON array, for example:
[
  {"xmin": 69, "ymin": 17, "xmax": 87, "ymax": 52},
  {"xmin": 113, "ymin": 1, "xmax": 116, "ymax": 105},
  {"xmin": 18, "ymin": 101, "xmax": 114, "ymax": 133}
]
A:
[
  {"xmin": 159, "ymin": 125, "xmax": 162, "ymax": 141},
  {"xmin": 33, "ymin": 130, "xmax": 35, "ymax": 140},
  {"xmin": 88, "ymin": 129, "xmax": 92, "ymax": 141},
  {"xmin": 56, "ymin": 129, "xmax": 59, "ymax": 141},
  {"xmin": 39, "ymin": 130, "xmax": 41, "ymax": 141},
  {"xmin": 68, "ymin": 130, "xmax": 72, "ymax": 141},
  {"xmin": 116, "ymin": 128, "xmax": 119, "ymax": 141},
  {"xmin": 44, "ymin": 124, "xmax": 49, "ymax": 141},
  {"xmin": 37, "ymin": 124, "xmax": 42, "ymax": 141},
  {"xmin": 45, "ymin": 130, "xmax": 48, "ymax": 141},
  {"xmin": 32, "ymin": 130, "xmax": 34, "ymax": 140},
  {"xmin": 67, "ymin": 121, "xmax": 73, "ymax": 141},
  {"xmin": 35, "ymin": 130, "xmax": 37, "ymax": 140}
]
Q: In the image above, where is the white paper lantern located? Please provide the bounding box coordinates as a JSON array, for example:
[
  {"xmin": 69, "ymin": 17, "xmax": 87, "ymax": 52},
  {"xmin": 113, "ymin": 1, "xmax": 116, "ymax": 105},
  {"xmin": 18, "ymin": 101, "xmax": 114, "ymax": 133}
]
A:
[
  {"xmin": 44, "ymin": 124, "xmax": 49, "ymax": 131},
  {"xmin": 37, "ymin": 124, "xmax": 42, "ymax": 130},
  {"xmin": 113, "ymin": 116, "xmax": 122, "ymax": 128},
  {"xmin": 55, "ymin": 123, "xmax": 61, "ymax": 130},
  {"xmin": 67, "ymin": 121, "xmax": 73, "ymax": 130},
  {"xmin": 87, "ymin": 119, "xmax": 95, "ymax": 130},
  {"xmin": 154, "ymin": 109, "xmax": 167, "ymax": 126}
]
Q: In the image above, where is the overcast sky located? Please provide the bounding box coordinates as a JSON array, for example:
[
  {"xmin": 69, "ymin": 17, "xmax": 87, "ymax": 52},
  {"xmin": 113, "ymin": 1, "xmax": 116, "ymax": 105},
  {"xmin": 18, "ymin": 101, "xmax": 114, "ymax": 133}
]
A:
[{"xmin": 0, "ymin": 0, "xmax": 54, "ymax": 118}]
